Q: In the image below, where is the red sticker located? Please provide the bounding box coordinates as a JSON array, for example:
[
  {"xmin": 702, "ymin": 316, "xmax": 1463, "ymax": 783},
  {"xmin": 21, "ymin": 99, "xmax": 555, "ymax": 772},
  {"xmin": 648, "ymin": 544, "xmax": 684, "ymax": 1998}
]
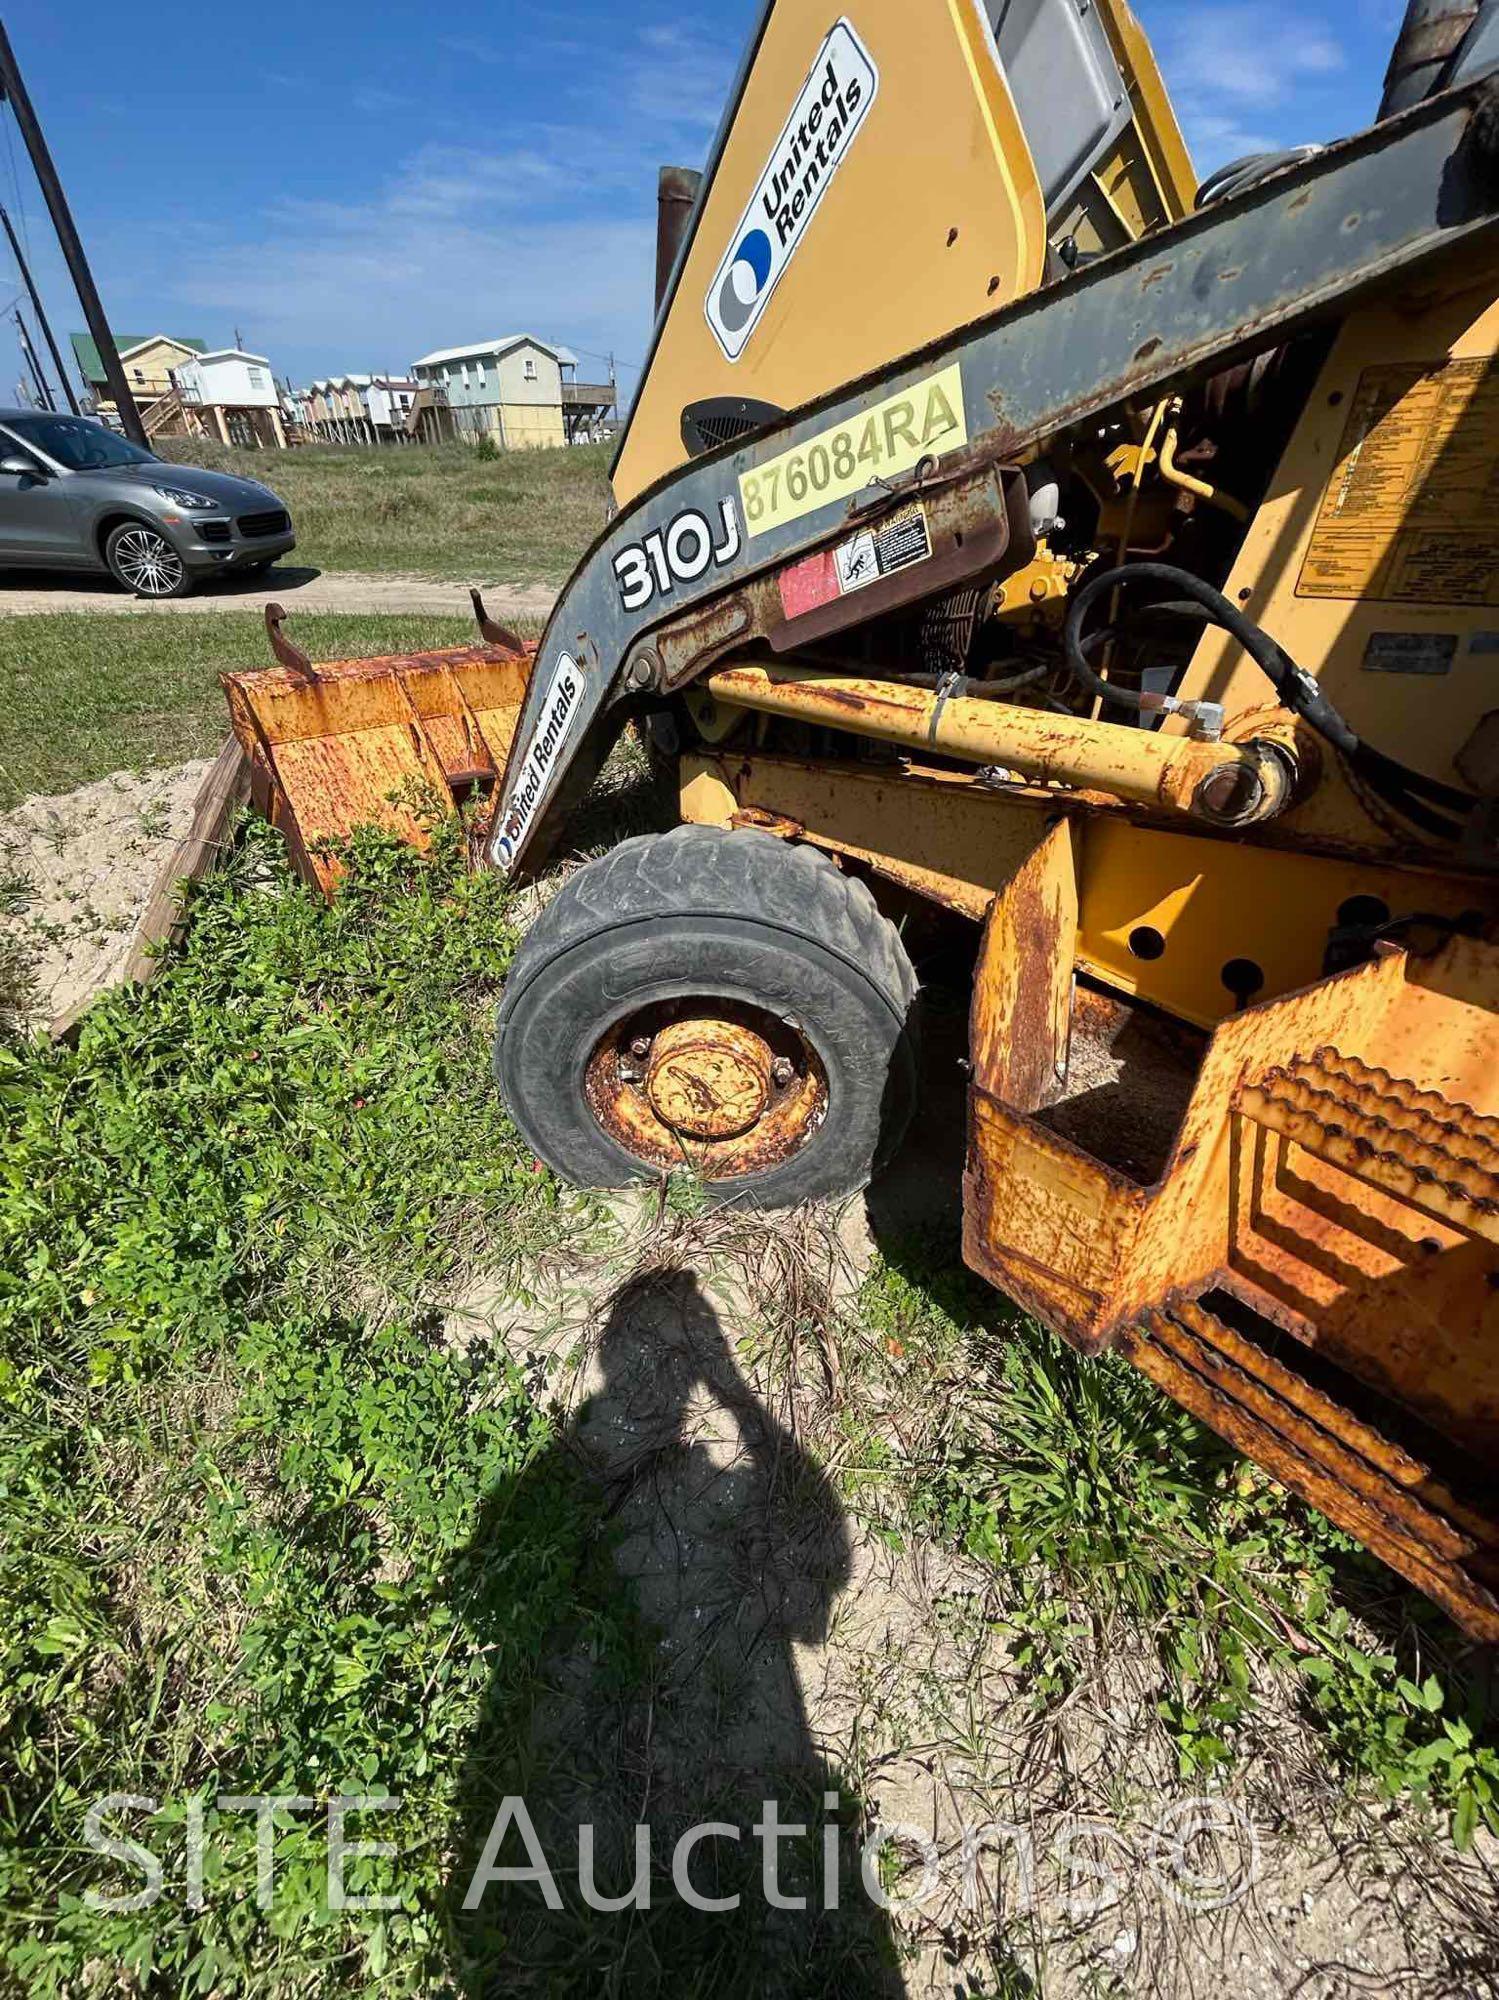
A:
[{"xmin": 778, "ymin": 550, "xmax": 841, "ymax": 620}]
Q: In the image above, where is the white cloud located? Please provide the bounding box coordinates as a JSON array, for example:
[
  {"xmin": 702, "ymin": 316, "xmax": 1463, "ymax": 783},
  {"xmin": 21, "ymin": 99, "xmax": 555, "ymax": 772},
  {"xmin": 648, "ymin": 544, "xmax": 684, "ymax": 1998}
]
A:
[
  {"xmin": 86, "ymin": 15, "xmax": 746, "ymax": 392},
  {"xmin": 350, "ymin": 85, "xmax": 407, "ymax": 116},
  {"xmin": 157, "ymin": 173, "xmax": 655, "ymax": 391},
  {"xmin": 1154, "ymin": 3, "xmax": 1345, "ymax": 107},
  {"xmin": 1145, "ymin": 1, "xmax": 1359, "ymax": 173},
  {"xmin": 628, "ymin": 21, "xmax": 740, "ymax": 130}
]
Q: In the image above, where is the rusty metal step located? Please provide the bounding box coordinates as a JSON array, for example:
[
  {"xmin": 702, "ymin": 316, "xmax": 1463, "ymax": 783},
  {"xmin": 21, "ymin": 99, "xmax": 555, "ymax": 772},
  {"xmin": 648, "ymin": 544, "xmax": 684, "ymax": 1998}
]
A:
[
  {"xmin": 1119, "ymin": 1295, "xmax": 1499, "ymax": 1644},
  {"xmin": 1236, "ymin": 1044, "xmax": 1499, "ymax": 1246}
]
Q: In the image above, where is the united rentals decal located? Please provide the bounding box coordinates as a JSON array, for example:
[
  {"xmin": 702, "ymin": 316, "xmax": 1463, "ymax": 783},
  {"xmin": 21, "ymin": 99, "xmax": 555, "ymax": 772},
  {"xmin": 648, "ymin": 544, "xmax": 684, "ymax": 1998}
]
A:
[
  {"xmin": 705, "ymin": 19, "xmax": 878, "ymax": 362},
  {"xmin": 491, "ymin": 652, "xmax": 586, "ymax": 870}
]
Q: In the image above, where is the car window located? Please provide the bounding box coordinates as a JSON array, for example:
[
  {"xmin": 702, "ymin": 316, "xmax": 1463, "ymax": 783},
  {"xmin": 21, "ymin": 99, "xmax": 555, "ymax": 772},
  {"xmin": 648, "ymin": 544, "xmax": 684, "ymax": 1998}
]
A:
[{"xmin": 1, "ymin": 415, "xmax": 158, "ymax": 472}]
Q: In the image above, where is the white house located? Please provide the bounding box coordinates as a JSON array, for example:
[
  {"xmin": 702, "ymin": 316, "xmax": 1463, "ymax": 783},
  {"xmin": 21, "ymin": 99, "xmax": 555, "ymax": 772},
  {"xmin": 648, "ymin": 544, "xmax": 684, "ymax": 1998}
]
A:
[
  {"xmin": 299, "ymin": 374, "xmax": 424, "ymax": 444},
  {"xmin": 172, "ymin": 349, "xmax": 285, "ymax": 448}
]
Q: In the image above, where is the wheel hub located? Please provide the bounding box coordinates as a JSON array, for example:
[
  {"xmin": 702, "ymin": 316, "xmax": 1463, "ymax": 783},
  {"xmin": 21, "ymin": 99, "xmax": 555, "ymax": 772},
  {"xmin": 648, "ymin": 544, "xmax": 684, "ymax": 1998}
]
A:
[
  {"xmin": 584, "ymin": 997, "xmax": 828, "ymax": 1178},
  {"xmin": 645, "ymin": 1017, "xmax": 772, "ymax": 1139}
]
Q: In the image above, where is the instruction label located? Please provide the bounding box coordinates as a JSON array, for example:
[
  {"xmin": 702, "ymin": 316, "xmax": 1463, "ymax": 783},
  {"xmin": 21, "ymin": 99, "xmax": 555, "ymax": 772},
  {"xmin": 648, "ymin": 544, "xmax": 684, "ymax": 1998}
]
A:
[
  {"xmin": 740, "ymin": 363, "xmax": 966, "ymax": 536},
  {"xmin": 1298, "ymin": 358, "xmax": 1499, "ymax": 604}
]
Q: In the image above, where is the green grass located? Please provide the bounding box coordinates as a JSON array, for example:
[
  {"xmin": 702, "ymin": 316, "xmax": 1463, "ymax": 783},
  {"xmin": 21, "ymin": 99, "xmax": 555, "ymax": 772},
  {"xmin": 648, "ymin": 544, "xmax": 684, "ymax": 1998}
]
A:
[
  {"xmin": 0, "ymin": 612, "xmax": 479, "ymax": 808},
  {"xmin": 860, "ymin": 1239, "xmax": 1499, "ymax": 1849},
  {"xmin": 153, "ymin": 440, "xmax": 612, "ymax": 584},
  {"xmin": 0, "ymin": 816, "xmax": 607, "ymax": 1994},
  {"xmin": 2, "ymin": 814, "xmax": 1497, "ymax": 1993}
]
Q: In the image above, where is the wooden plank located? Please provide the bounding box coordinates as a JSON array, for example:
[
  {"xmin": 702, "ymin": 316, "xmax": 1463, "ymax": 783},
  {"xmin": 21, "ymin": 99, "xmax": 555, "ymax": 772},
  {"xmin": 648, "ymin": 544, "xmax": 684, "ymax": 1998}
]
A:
[
  {"xmin": 121, "ymin": 737, "xmax": 249, "ymax": 982},
  {"xmin": 49, "ymin": 738, "xmax": 249, "ymax": 1041}
]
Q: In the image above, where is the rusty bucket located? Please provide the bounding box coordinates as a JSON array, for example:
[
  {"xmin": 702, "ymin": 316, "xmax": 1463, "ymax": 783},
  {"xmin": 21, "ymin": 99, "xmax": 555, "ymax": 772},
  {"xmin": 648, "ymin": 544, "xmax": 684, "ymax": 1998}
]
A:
[{"xmin": 221, "ymin": 598, "xmax": 535, "ymax": 896}]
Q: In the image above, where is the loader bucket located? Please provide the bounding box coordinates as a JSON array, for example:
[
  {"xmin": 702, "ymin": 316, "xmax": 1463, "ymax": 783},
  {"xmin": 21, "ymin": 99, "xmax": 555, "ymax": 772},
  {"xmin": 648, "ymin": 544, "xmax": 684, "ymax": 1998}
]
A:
[{"xmin": 222, "ymin": 613, "xmax": 535, "ymax": 897}]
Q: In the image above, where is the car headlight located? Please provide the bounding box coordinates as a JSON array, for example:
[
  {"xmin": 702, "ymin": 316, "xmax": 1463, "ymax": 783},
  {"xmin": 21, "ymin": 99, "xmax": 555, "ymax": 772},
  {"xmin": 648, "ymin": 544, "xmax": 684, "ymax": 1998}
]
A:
[{"xmin": 153, "ymin": 485, "xmax": 220, "ymax": 511}]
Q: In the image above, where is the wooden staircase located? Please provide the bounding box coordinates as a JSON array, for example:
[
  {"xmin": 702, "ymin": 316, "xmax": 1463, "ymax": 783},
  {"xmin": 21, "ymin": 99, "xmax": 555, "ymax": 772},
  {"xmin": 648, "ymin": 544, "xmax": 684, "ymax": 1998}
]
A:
[{"xmin": 141, "ymin": 388, "xmax": 185, "ymax": 440}]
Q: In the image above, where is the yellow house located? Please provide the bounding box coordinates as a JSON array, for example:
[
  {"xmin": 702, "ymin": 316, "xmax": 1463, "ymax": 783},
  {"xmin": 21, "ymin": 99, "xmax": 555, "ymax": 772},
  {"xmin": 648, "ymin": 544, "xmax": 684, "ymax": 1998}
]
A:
[
  {"xmin": 70, "ymin": 331, "xmax": 207, "ymax": 418},
  {"xmin": 408, "ymin": 336, "xmax": 570, "ymax": 449}
]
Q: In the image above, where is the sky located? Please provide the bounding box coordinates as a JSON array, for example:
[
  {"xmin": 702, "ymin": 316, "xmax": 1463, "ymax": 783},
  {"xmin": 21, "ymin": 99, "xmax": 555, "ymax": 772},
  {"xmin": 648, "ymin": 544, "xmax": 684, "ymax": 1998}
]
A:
[{"xmin": 2, "ymin": 0, "xmax": 1407, "ymax": 409}]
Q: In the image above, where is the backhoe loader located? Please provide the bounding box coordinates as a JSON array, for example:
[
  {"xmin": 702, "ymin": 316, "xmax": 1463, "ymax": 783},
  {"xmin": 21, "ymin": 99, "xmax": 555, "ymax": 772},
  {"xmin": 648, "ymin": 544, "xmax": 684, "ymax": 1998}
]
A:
[{"xmin": 226, "ymin": 0, "xmax": 1499, "ymax": 1642}]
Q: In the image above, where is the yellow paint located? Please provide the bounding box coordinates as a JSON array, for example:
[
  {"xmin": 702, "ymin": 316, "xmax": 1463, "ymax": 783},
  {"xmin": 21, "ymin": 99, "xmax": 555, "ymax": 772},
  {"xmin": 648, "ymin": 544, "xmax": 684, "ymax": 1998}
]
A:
[
  {"xmin": 610, "ymin": 0, "xmax": 1046, "ymax": 505},
  {"xmin": 1298, "ymin": 358, "xmax": 1499, "ymax": 602},
  {"xmin": 679, "ymin": 749, "xmax": 1496, "ymax": 1030},
  {"xmin": 1089, "ymin": 0, "xmax": 1197, "ymax": 220},
  {"xmin": 1169, "ymin": 260, "xmax": 1499, "ymax": 847},
  {"xmin": 739, "ymin": 364, "xmax": 966, "ymax": 534}
]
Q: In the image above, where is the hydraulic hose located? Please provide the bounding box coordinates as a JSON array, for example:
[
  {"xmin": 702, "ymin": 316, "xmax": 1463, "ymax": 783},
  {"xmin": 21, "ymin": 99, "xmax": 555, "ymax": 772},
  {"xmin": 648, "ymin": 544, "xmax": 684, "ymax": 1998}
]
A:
[{"xmin": 1063, "ymin": 563, "xmax": 1476, "ymax": 841}]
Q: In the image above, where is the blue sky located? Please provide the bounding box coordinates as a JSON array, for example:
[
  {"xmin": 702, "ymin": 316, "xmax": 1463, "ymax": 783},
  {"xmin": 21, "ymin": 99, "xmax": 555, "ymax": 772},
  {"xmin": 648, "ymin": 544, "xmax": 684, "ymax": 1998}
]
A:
[{"xmin": 3, "ymin": 0, "xmax": 1405, "ymax": 407}]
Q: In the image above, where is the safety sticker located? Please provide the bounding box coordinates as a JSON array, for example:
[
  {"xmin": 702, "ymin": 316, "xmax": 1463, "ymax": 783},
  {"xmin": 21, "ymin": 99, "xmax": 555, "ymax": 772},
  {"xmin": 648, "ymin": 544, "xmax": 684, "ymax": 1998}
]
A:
[
  {"xmin": 705, "ymin": 19, "xmax": 878, "ymax": 362},
  {"xmin": 779, "ymin": 505, "xmax": 931, "ymax": 621},
  {"xmin": 742, "ymin": 363, "xmax": 967, "ymax": 537},
  {"xmin": 1299, "ymin": 359, "xmax": 1499, "ymax": 604},
  {"xmin": 490, "ymin": 652, "xmax": 586, "ymax": 870}
]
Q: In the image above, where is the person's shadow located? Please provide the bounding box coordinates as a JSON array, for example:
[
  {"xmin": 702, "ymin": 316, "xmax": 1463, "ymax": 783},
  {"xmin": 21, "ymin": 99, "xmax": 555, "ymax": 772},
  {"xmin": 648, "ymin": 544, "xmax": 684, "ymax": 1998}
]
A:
[{"xmin": 442, "ymin": 1268, "xmax": 902, "ymax": 1996}]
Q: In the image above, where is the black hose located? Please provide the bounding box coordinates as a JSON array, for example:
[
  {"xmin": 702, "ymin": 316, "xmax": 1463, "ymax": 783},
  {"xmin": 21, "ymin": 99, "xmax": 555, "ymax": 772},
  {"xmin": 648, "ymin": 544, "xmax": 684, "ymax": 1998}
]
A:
[
  {"xmin": 979, "ymin": 661, "xmax": 1051, "ymax": 694},
  {"xmin": 1063, "ymin": 563, "xmax": 1475, "ymax": 838}
]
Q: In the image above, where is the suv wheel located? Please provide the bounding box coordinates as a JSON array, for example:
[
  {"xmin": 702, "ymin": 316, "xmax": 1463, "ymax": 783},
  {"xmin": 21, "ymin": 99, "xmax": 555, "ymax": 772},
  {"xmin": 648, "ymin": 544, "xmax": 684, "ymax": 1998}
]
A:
[{"xmin": 104, "ymin": 522, "xmax": 194, "ymax": 599}]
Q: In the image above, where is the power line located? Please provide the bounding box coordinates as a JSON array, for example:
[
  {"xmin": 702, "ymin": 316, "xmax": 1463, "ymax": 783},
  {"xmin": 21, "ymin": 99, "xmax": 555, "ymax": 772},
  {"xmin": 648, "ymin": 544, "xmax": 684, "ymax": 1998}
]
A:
[{"xmin": 1, "ymin": 102, "xmax": 29, "ymax": 262}]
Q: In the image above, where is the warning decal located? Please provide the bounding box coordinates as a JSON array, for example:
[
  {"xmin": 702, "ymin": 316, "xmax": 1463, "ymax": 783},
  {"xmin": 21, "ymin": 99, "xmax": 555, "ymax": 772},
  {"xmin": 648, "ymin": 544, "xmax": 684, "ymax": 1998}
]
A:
[
  {"xmin": 778, "ymin": 505, "xmax": 932, "ymax": 621},
  {"xmin": 1298, "ymin": 358, "xmax": 1499, "ymax": 604}
]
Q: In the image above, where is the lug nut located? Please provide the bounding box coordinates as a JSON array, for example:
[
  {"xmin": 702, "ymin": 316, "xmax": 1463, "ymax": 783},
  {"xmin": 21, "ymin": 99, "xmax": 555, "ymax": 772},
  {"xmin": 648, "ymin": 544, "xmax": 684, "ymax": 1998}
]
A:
[
  {"xmin": 630, "ymin": 1036, "xmax": 652, "ymax": 1057},
  {"xmin": 770, "ymin": 1056, "xmax": 794, "ymax": 1084}
]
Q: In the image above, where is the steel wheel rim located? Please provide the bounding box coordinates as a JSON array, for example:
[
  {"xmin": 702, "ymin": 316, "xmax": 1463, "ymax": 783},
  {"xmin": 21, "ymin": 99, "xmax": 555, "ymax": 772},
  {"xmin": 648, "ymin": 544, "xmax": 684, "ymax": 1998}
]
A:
[
  {"xmin": 585, "ymin": 996, "xmax": 828, "ymax": 1178},
  {"xmin": 114, "ymin": 527, "xmax": 184, "ymax": 595}
]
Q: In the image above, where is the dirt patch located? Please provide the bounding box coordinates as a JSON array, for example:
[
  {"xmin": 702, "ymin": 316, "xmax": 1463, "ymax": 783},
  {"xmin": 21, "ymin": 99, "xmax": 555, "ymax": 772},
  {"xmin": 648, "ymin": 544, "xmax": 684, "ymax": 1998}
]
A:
[
  {"xmin": 0, "ymin": 567, "xmax": 557, "ymax": 621},
  {"xmin": 0, "ymin": 760, "xmax": 212, "ymax": 1032},
  {"xmin": 447, "ymin": 1194, "xmax": 1499, "ymax": 1997}
]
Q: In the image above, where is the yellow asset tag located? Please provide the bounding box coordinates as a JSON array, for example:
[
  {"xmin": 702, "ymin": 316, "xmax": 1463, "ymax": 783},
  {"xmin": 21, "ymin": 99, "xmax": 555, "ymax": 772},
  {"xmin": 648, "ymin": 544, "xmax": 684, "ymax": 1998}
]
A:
[{"xmin": 739, "ymin": 363, "xmax": 967, "ymax": 537}]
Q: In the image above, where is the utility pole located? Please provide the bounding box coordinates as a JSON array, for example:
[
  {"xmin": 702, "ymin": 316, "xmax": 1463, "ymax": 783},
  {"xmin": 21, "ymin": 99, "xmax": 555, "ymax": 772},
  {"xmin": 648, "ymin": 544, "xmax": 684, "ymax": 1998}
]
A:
[
  {"xmin": 0, "ymin": 19, "xmax": 145, "ymax": 443},
  {"xmin": 15, "ymin": 306, "xmax": 52, "ymax": 409},
  {"xmin": 0, "ymin": 201, "xmax": 76, "ymax": 411}
]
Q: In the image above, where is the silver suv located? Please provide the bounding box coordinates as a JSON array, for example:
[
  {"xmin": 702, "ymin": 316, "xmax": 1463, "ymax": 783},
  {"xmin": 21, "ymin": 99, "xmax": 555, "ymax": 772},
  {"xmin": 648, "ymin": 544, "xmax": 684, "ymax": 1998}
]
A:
[{"xmin": 0, "ymin": 409, "xmax": 296, "ymax": 598}]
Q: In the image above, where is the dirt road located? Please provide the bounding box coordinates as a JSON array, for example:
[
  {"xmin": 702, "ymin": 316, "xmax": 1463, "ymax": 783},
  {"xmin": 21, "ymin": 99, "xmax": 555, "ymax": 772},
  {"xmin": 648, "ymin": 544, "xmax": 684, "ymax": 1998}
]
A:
[{"xmin": 0, "ymin": 566, "xmax": 558, "ymax": 621}]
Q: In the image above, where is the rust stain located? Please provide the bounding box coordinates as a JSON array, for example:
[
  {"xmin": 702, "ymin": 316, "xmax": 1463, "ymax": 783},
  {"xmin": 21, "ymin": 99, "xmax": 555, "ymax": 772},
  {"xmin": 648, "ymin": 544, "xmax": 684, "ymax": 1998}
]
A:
[
  {"xmin": 1126, "ymin": 1298, "xmax": 1499, "ymax": 1643},
  {"xmin": 222, "ymin": 641, "xmax": 535, "ymax": 897},
  {"xmin": 1238, "ymin": 1044, "xmax": 1499, "ymax": 1241},
  {"xmin": 584, "ymin": 998, "xmax": 828, "ymax": 1178},
  {"xmin": 960, "ymin": 933, "xmax": 1499, "ymax": 1642}
]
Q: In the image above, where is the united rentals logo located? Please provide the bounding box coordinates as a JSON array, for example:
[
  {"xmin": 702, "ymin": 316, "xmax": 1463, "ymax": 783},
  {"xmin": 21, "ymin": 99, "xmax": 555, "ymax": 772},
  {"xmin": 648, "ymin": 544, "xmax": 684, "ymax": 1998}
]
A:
[
  {"xmin": 491, "ymin": 653, "xmax": 586, "ymax": 870},
  {"xmin": 706, "ymin": 19, "xmax": 878, "ymax": 361}
]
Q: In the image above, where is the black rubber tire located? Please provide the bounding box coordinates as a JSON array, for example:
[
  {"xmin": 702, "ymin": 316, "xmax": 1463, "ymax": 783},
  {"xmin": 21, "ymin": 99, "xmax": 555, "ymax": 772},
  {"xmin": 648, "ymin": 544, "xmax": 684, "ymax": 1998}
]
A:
[
  {"xmin": 103, "ymin": 520, "xmax": 195, "ymax": 599},
  {"xmin": 495, "ymin": 825, "xmax": 920, "ymax": 1206}
]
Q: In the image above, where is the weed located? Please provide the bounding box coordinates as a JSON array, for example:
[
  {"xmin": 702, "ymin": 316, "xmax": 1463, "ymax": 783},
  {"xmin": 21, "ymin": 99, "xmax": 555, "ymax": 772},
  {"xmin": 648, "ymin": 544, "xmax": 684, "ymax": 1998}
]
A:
[
  {"xmin": 863, "ymin": 1236, "xmax": 1499, "ymax": 1847},
  {"xmin": 0, "ymin": 816, "xmax": 599, "ymax": 1993}
]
